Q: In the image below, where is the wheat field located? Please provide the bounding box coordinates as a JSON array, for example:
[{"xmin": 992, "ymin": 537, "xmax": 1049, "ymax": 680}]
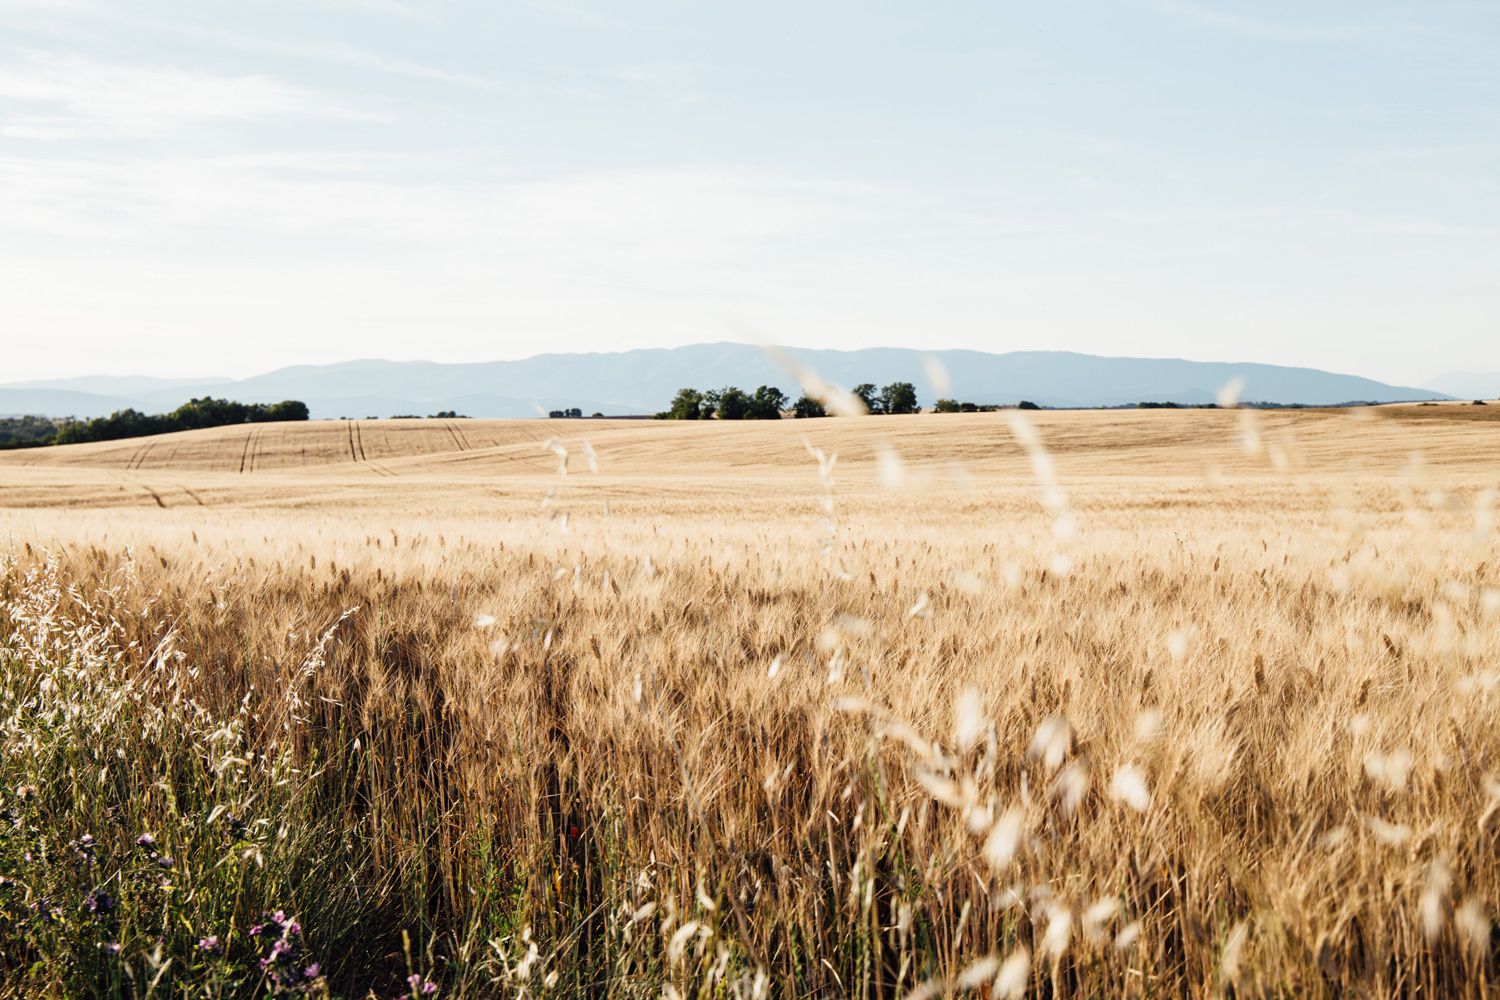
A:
[{"xmin": 1, "ymin": 405, "xmax": 1498, "ymax": 997}]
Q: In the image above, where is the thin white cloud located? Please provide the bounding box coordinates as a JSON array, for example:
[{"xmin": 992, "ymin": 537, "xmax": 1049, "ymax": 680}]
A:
[
  {"xmin": 545, "ymin": 60, "xmax": 707, "ymax": 104},
  {"xmin": 156, "ymin": 25, "xmax": 509, "ymax": 91},
  {"xmin": 1146, "ymin": 0, "xmax": 1456, "ymax": 45},
  {"xmin": 521, "ymin": 0, "xmax": 633, "ymax": 32},
  {"xmin": 0, "ymin": 51, "xmax": 383, "ymax": 138}
]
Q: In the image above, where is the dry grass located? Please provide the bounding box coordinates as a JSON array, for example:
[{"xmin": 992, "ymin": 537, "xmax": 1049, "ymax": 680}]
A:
[{"xmin": 1, "ymin": 406, "xmax": 1498, "ymax": 997}]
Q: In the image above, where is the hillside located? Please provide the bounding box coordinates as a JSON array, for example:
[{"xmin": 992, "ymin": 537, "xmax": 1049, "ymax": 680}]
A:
[
  {"xmin": 2, "ymin": 404, "xmax": 1496, "ymax": 516},
  {"xmin": 0, "ymin": 343, "xmax": 1448, "ymax": 420}
]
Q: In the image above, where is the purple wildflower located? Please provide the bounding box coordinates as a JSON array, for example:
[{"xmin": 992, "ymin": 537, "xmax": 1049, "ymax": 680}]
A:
[
  {"xmin": 253, "ymin": 909, "xmax": 325, "ymax": 996},
  {"xmin": 405, "ymin": 974, "xmax": 439, "ymax": 996},
  {"xmin": 198, "ymin": 935, "xmax": 220, "ymax": 952}
]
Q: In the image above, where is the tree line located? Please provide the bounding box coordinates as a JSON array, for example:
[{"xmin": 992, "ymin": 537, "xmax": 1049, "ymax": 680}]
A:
[
  {"xmin": 932, "ymin": 399, "xmax": 1014, "ymax": 412},
  {"xmin": 24, "ymin": 398, "xmax": 311, "ymax": 448},
  {"xmin": 657, "ymin": 381, "xmax": 925, "ymax": 419},
  {"xmin": 0, "ymin": 415, "xmax": 66, "ymax": 450}
]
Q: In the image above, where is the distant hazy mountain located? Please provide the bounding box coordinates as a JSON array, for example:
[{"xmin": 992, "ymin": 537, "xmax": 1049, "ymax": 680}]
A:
[
  {"xmin": 1, "ymin": 375, "xmax": 233, "ymax": 395},
  {"xmin": 1, "ymin": 343, "xmax": 1447, "ymax": 419},
  {"xmin": 0, "ymin": 388, "xmax": 140, "ymax": 419},
  {"xmin": 1424, "ymin": 372, "xmax": 1500, "ymax": 400}
]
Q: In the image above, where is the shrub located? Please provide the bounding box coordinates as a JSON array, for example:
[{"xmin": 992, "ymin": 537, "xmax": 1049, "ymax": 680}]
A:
[
  {"xmin": 879, "ymin": 382, "xmax": 919, "ymax": 415},
  {"xmin": 792, "ymin": 395, "xmax": 827, "ymax": 418}
]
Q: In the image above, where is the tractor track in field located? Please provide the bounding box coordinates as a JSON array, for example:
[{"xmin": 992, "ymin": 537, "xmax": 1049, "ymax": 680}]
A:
[
  {"xmin": 449, "ymin": 421, "xmax": 474, "ymax": 452},
  {"xmin": 127, "ymin": 441, "xmax": 156, "ymax": 471},
  {"xmin": 239, "ymin": 429, "xmax": 255, "ymax": 474},
  {"xmin": 348, "ymin": 420, "xmax": 397, "ymax": 477},
  {"xmin": 108, "ymin": 471, "xmax": 168, "ymax": 508}
]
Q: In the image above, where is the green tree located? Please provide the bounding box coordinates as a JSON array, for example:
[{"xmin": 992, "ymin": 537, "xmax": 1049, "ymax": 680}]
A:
[
  {"xmin": 665, "ymin": 388, "xmax": 705, "ymax": 420},
  {"xmin": 700, "ymin": 389, "xmax": 721, "ymax": 419},
  {"xmin": 1018, "ymin": 400, "xmax": 1041, "ymax": 410},
  {"xmin": 265, "ymin": 400, "xmax": 311, "ymax": 422},
  {"xmin": 880, "ymin": 382, "xmax": 919, "ymax": 415},
  {"xmin": 792, "ymin": 395, "xmax": 827, "ymax": 418},
  {"xmin": 933, "ymin": 398, "xmax": 960, "ymax": 413},
  {"xmin": 851, "ymin": 383, "xmax": 880, "ymax": 414},
  {"xmin": 748, "ymin": 385, "xmax": 787, "ymax": 419},
  {"xmin": 714, "ymin": 386, "xmax": 752, "ymax": 420}
]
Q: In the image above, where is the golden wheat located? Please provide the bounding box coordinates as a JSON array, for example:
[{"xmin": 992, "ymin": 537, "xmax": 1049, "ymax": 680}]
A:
[{"xmin": 0, "ymin": 404, "xmax": 1497, "ymax": 996}]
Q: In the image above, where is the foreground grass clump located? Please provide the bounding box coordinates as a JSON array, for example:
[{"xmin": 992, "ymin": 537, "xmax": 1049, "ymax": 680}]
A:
[{"xmin": 0, "ymin": 558, "xmax": 399, "ymax": 996}]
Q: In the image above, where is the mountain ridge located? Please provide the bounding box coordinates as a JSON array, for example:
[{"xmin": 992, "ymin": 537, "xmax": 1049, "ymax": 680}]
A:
[{"xmin": 1, "ymin": 342, "xmax": 1450, "ymax": 419}]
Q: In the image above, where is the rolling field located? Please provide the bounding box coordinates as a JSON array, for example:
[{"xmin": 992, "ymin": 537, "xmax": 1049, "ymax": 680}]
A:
[{"xmin": 1, "ymin": 405, "xmax": 1499, "ymax": 997}]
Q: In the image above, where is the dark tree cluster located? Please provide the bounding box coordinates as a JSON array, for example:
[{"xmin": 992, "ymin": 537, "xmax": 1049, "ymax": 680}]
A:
[
  {"xmin": 657, "ymin": 385, "xmax": 791, "ymax": 420},
  {"xmin": 931, "ymin": 399, "xmax": 1004, "ymax": 413},
  {"xmin": 657, "ymin": 381, "xmax": 926, "ymax": 419},
  {"xmin": 547, "ymin": 408, "xmax": 585, "ymax": 418},
  {"xmin": 0, "ymin": 415, "xmax": 66, "ymax": 450},
  {"xmin": 849, "ymin": 382, "xmax": 920, "ymax": 415},
  {"xmin": 49, "ymin": 398, "xmax": 310, "ymax": 447}
]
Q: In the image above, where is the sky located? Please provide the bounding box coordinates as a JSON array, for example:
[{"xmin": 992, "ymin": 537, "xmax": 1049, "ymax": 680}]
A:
[{"xmin": 1, "ymin": 0, "xmax": 1497, "ymax": 385}]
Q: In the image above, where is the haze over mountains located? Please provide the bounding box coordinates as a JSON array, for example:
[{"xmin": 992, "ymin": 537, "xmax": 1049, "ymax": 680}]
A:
[
  {"xmin": 0, "ymin": 344, "xmax": 1452, "ymax": 420},
  {"xmin": 1424, "ymin": 372, "xmax": 1500, "ymax": 400}
]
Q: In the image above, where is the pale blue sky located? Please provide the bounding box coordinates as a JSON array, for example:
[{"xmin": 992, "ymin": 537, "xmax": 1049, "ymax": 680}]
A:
[{"xmin": 1, "ymin": 0, "xmax": 1496, "ymax": 383}]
